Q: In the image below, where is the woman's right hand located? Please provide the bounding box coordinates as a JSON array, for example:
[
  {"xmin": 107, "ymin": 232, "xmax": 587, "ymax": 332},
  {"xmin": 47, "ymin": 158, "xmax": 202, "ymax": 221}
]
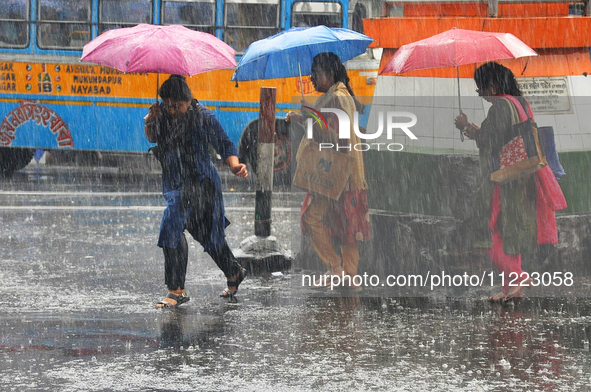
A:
[
  {"xmin": 454, "ymin": 111, "xmax": 468, "ymax": 131},
  {"xmin": 145, "ymin": 102, "xmax": 162, "ymax": 124},
  {"xmin": 285, "ymin": 111, "xmax": 303, "ymax": 124}
]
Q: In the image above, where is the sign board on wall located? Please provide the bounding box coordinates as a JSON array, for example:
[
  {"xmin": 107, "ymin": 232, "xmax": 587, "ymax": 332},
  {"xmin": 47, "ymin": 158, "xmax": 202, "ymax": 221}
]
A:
[{"xmin": 518, "ymin": 77, "xmax": 572, "ymax": 114}]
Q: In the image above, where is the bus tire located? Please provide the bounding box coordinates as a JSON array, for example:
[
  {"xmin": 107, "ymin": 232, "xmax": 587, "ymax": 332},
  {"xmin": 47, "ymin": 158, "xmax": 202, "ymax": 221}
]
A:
[
  {"xmin": 0, "ymin": 147, "xmax": 34, "ymax": 178},
  {"xmin": 238, "ymin": 119, "xmax": 305, "ymax": 187}
]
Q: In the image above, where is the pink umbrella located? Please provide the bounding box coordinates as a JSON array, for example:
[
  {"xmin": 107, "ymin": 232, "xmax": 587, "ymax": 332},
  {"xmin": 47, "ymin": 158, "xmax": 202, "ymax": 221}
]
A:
[
  {"xmin": 380, "ymin": 28, "xmax": 537, "ymax": 140},
  {"xmin": 381, "ymin": 28, "xmax": 537, "ymax": 74},
  {"xmin": 81, "ymin": 24, "xmax": 236, "ymax": 76}
]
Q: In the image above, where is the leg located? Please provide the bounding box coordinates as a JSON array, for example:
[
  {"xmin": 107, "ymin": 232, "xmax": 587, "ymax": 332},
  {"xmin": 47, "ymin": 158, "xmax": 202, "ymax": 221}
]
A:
[
  {"xmin": 157, "ymin": 233, "xmax": 190, "ymax": 308},
  {"xmin": 208, "ymin": 240, "xmax": 241, "ymax": 279},
  {"xmin": 341, "ymin": 241, "xmax": 360, "ymax": 277},
  {"xmin": 184, "ymin": 179, "xmax": 245, "ymax": 297},
  {"xmin": 341, "ymin": 241, "xmax": 362, "ymax": 290},
  {"xmin": 487, "ymin": 185, "xmax": 528, "ymax": 302},
  {"xmin": 206, "ymin": 240, "xmax": 246, "ymax": 298},
  {"xmin": 163, "ymin": 232, "xmax": 189, "ymax": 291},
  {"xmin": 302, "ymin": 195, "xmax": 344, "ymax": 275},
  {"xmin": 488, "ymin": 230, "xmax": 523, "ymax": 292},
  {"xmin": 185, "ymin": 198, "xmax": 242, "ymax": 280}
]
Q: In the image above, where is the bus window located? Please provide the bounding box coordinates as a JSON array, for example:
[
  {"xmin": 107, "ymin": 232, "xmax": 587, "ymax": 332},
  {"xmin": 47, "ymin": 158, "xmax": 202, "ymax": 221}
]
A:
[
  {"xmin": 0, "ymin": 0, "xmax": 29, "ymax": 48},
  {"xmin": 224, "ymin": 0, "xmax": 280, "ymax": 53},
  {"xmin": 162, "ymin": 0, "xmax": 215, "ymax": 34},
  {"xmin": 350, "ymin": 2, "xmax": 367, "ymax": 33},
  {"xmin": 38, "ymin": 0, "xmax": 91, "ymax": 49},
  {"xmin": 385, "ymin": 4, "xmax": 403, "ymax": 17},
  {"xmin": 291, "ymin": 2, "xmax": 342, "ymax": 28},
  {"xmin": 99, "ymin": 0, "xmax": 152, "ymax": 34}
]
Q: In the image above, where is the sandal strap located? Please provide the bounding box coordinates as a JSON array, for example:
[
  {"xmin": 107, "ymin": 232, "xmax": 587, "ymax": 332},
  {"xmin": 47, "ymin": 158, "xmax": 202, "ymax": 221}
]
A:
[
  {"xmin": 226, "ymin": 268, "xmax": 247, "ymax": 288},
  {"xmin": 166, "ymin": 292, "xmax": 185, "ymax": 301}
]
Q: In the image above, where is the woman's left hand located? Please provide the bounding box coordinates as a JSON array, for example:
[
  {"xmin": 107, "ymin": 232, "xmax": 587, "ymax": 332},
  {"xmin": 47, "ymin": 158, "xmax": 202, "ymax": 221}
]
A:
[
  {"xmin": 226, "ymin": 156, "xmax": 248, "ymax": 178},
  {"xmin": 230, "ymin": 162, "xmax": 248, "ymax": 178}
]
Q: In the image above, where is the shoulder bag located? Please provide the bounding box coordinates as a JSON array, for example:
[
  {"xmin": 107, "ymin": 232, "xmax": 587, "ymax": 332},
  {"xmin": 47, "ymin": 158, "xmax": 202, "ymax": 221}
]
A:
[{"xmin": 490, "ymin": 95, "xmax": 547, "ymax": 184}]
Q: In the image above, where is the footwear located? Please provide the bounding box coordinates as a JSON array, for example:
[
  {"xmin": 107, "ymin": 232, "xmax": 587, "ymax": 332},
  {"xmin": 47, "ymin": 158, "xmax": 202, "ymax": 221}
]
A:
[
  {"xmin": 220, "ymin": 268, "xmax": 248, "ymax": 298},
  {"xmin": 487, "ymin": 291, "xmax": 506, "ymax": 303},
  {"xmin": 313, "ymin": 271, "xmax": 332, "ymax": 287},
  {"xmin": 502, "ymin": 286, "xmax": 524, "ymax": 303},
  {"xmin": 156, "ymin": 292, "xmax": 190, "ymax": 308}
]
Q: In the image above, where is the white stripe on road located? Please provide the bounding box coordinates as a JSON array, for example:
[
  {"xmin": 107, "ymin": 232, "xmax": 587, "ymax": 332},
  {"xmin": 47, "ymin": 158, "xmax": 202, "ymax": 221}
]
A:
[
  {"xmin": 0, "ymin": 191, "xmax": 161, "ymax": 197},
  {"xmin": 0, "ymin": 206, "xmax": 295, "ymax": 212},
  {"xmin": 0, "ymin": 191, "xmax": 297, "ymax": 197}
]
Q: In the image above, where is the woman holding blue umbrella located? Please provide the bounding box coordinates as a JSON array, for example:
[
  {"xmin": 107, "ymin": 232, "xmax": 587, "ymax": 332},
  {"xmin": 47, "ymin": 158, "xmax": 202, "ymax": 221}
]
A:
[{"xmin": 286, "ymin": 52, "xmax": 370, "ymax": 288}]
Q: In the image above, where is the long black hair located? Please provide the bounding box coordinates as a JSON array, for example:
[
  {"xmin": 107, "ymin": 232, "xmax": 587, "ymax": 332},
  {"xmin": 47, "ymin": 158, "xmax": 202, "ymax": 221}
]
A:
[
  {"xmin": 312, "ymin": 52, "xmax": 364, "ymax": 113},
  {"xmin": 312, "ymin": 52, "xmax": 355, "ymax": 97},
  {"xmin": 474, "ymin": 62, "xmax": 523, "ymax": 96},
  {"xmin": 158, "ymin": 74, "xmax": 193, "ymax": 101}
]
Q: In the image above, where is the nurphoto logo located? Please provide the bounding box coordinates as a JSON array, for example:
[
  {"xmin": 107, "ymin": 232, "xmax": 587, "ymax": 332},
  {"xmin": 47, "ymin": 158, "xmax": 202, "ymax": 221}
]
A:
[{"xmin": 303, "ymin": 107, "xmax": 418, "ymax": 152}]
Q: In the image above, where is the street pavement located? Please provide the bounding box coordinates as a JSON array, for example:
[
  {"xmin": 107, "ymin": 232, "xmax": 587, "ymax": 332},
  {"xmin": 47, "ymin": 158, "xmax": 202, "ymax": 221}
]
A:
[{"xmin": 1, "ymin": 164, "xmax": 591, "ymax": 391}]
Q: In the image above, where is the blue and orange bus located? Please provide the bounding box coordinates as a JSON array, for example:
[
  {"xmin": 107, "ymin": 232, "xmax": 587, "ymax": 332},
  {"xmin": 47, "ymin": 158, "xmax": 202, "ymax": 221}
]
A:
[{"xmin": 0, "ymin": 0, "xmax": 380, "ymax": 179}]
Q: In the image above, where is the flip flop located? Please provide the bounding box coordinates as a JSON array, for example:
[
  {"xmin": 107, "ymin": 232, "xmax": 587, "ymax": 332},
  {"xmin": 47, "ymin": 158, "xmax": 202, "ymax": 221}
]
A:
[
  {"xmin": 156, "ymin": 292, "xmax": 190, "ymax": 308},
  {"xmin": 221, "ymin": 268, "xmax": 248, "ymax": 298}
]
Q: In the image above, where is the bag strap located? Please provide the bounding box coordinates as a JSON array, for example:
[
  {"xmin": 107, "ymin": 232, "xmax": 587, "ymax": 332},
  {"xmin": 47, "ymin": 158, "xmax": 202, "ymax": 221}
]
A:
[{"xmin": 498, "ymin": 94, "xmax": 534, "ymax": 122}]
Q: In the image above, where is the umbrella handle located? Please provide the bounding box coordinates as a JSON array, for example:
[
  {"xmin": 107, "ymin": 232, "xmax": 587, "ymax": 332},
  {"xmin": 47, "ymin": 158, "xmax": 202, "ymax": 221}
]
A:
[
  {"xmin": 456, "ymin": 67, "xmax": 464, "ymax": 142},
  {"xmin": 156, "ymin": 73, "xmax": 159, "ymax": 103},
  {"xmin": 298, "ymin": 62, "xmax": 304, "ymax": 102}
]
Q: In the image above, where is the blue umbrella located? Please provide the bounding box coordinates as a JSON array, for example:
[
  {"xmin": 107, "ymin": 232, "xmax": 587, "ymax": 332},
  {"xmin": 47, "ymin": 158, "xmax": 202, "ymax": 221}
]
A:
[{"xmin": 231, "ymin": 25, "xmax": 374, "ymax": 83}]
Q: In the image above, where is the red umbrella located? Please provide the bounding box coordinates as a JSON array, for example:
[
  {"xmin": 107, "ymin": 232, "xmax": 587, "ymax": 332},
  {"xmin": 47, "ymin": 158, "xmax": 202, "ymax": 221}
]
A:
[{"xmin": 380, "ymin": 28, "xmax": 537, "ymax": 140}]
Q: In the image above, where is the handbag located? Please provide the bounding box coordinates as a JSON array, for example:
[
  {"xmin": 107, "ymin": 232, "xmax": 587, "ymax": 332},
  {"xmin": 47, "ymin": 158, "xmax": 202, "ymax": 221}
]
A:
[
  {"xmin": 490, "ymin": 96, "xmax": 547, "ymax": 184},
  {"xmin": 293, "ymin": 138, "xmax": 354, "ymax": 200},
  {"xmin": 328, "ymin": 187, "xmax": 371, "ymax": 244},
  {"xmin": 537, "ymin": 126, "xmax": 566, "ymax": 180}
]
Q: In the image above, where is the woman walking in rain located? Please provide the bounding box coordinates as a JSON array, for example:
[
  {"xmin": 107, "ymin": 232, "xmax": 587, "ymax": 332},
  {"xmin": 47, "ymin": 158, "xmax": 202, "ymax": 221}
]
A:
[
  {"xmin": 454, "ymin": 62, "xmax": 566, "ymax": 302},
  {"xmin": 144, "ymin": 75, "xmax": 248, "ymax": 307},
  {"xmin": 286, "ymin": 52, "xmax": 370, "ymax": 288}
]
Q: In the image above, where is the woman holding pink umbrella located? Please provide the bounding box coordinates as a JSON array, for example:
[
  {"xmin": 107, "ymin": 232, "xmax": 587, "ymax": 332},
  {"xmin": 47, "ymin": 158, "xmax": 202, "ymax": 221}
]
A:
[
  {"xmin": 454, "ymin": 62, "xmax": 566, "ymax": 302},
  {"xmin": 144, "ymin": 75, "xmax": 248, "ymax": 307}
]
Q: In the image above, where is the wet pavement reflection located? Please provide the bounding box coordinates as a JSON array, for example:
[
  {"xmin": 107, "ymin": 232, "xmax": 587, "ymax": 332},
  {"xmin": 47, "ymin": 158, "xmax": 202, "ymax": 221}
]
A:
[{"xmin": 1, "ymin": 167, "xmax": 591, "ymax": 391}]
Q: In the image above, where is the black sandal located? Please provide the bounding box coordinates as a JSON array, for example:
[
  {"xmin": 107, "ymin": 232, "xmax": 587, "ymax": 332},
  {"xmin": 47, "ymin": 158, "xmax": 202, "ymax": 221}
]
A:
[
  {"xmin": 220, "ymin": 268, "xmax": 248, "ymax": 298},
  {"xmin": 156, "ymin": 292, "xmax": 190, "ymax": 308}
]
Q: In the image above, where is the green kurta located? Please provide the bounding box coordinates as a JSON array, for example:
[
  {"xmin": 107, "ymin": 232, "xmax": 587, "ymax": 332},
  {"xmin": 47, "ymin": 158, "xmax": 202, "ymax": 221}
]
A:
[{"xmin": 470, "ymin": 97, "xmax": 537, "ymax": 256}]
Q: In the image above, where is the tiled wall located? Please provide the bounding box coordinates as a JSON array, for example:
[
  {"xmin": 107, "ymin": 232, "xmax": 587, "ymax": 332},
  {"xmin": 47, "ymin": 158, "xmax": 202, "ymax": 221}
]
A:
[
  {"xmin": 364, "ymin": 75, "xmax": 591, "ymax": 214},
  {"xmin": 368, "ymin": 75, "xmax": 591, "ymax": 153}
]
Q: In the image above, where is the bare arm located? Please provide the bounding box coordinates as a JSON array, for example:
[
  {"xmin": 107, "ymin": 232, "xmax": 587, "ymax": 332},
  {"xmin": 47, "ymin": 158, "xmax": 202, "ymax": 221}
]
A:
[{"xmin": 225, "ymin": 155, "xmax": 248, "ymax": 178}]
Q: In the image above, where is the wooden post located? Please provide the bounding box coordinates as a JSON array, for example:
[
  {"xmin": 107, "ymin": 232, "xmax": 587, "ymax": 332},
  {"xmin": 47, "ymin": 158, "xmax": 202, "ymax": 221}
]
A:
[{"xmin": 255, "ymin": 87, "xmax": 276, "ymax": 237}]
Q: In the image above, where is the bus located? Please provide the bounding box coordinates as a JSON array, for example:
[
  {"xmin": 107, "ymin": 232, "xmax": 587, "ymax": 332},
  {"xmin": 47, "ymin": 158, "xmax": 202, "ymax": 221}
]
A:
[{"xmin": 0, "ymin": 0, "xmax": 381, "ymax": 180}]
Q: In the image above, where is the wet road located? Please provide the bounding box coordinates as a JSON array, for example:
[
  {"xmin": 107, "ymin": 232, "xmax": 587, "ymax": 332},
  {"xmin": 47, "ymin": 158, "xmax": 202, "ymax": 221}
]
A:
[{"xmin": 1, "ymin": 166, "xmax": 591, "ymax": 391}]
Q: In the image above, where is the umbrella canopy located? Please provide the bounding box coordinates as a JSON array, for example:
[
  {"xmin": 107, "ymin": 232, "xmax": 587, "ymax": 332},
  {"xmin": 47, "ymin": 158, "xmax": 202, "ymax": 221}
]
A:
[
  {"xmin": 381, "ymin": 28, "xmax": 537, "ymax": 74},
  {"xmin": 81, "ymin": 24, "xmax": 236, "ymax": 75},
  {"xmin": 380, "ymin": 28, "xmax": 537, "ymax": 141},
  {"xmin": 231, "ymin": 25, "xmax": 373, "ymax": 81}
]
